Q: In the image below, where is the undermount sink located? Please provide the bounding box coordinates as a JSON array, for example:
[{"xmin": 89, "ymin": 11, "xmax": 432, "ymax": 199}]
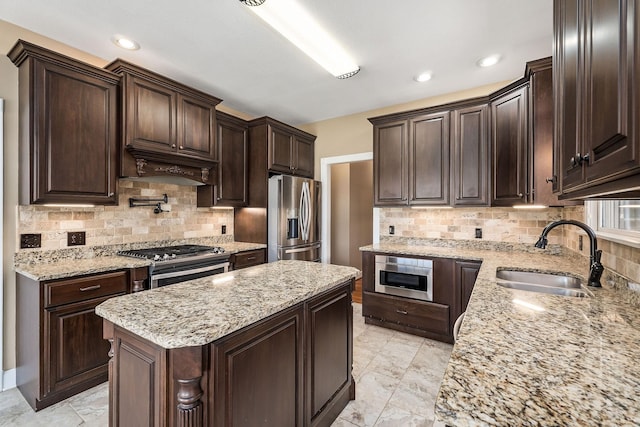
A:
[{"xmin": 495, "ymin": 269, "xmax": 590, "ymax": 298}]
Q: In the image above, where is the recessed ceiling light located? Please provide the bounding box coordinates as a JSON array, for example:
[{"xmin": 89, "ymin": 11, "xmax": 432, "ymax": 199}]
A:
[
  {"xmin": 112, "ymin": 36, "xmax": 140, "ymax": 51},
  {"xmin": 414, "ymin": 72, "xmax": 432, "ymax": 83},
  {"xmin": 477, "ymin": 54, "xmax": 501, "ymax": 68}
]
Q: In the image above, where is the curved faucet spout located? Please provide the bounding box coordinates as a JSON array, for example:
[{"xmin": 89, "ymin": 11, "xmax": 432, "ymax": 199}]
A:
[{"xmin": 534, "ymin": 220, "xmax": 603, "ymax": 287}]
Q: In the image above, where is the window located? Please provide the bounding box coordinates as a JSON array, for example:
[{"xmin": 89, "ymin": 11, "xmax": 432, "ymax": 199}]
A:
[{"xmin": 586, "ymin": 200, "xmax": 640, "ymax": 247}]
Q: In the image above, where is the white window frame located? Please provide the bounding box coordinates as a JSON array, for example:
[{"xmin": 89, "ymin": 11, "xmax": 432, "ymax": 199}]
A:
[{"xmin": 585, "ymin": 200, "xmax": 640, "ymax": 248}]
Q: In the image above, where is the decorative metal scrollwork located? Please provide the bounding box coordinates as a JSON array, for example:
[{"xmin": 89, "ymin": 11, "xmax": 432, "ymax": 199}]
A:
[{"xmin": 154, "ymin": 165, "xmax": 195, "ymax": 177}]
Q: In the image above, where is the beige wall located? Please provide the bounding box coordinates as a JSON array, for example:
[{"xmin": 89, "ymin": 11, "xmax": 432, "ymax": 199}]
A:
[
  {"xmin": 330, "ymin": 161, "xmax": 374, "ymax": 270},
  {"xmin": 330, "ymin": 164, "xmax": 350, "ymax": 266},
  {"xmin": 349, "ymin": 161, "xmax": 373, "ymax": 270}
]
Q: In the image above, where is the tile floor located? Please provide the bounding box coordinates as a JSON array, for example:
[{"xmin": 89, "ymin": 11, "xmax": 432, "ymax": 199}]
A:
[{"xmin": 0, "ymin": 303, "xmax": 452, "ymax": 426}]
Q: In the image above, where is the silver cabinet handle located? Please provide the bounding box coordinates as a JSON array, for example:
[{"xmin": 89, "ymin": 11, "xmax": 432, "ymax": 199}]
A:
[
  {"xmin": 396, "ymin": 309, "xmax": 408, "ymax": 315},
  {"xmin": 453, "ymin": 312, "xmax": 465, "ymax": 342},
  {"xmin": 79, "ymin": 285, "xmax": 101, "ymax": 292}
]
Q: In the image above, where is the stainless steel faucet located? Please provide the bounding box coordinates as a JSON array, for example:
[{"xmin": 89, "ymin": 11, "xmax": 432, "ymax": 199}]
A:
[{"xmin": 534, "ymin": 220, "xmax": 603, "ymax": 287}]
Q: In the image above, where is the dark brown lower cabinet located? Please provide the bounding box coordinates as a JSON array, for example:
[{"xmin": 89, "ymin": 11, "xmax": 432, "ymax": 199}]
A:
[
  {"xmin": 361, "ymin": 252, "xmax": 480, "ymax": 343},
  {"xmin": 230, "ymin": 248, "xmax": 266, "ymax": 270},
  {"xmin": 103, "ymin": 279, "xmax": 354, "ymax": 427},
  {"xmin": 16, "ymin": 269, "xmax": 145, "ymax": 411}
]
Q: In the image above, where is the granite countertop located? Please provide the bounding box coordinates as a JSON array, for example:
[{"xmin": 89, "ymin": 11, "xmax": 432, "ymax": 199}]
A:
[
  {"xmin": 14, "ymin": 241, "xmax": 267, "ymax": 281},
  {"xmin": 361, "ymin": 242, "xmax": 640, "ymax": 426},
  {"xmin": 96, "ymin": 260, "xmax": 360, "ymax": 349}
]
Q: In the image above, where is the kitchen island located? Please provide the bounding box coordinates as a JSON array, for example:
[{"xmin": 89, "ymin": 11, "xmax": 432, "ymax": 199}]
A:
[
  {"xmin": 96, "ymin": 260, "xmax": 359, "ymax": 427},
  {"xmin": 361, "ymin": 239, "xmax": 640, "ymax": 426}
]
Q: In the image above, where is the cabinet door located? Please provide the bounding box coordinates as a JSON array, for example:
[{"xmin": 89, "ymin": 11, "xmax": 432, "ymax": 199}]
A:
[
  {"xmin": 45, "ymin": 297, "xmax": 113, "ymax": 396},
  {"xmin": 31, "ymin": 60, "xmax": 118, "ymax": 205},
  {"xmin": 293, "ymin": 136, "xmax": 315, "ymax": 178},
  {"xmin": 177, "ymin": 94, "xmax": 217, "ymax": 161},
  {"xmin": 582, "ymin": 0, "xmax": 638, "ymax": 184},
  {"xmin": 491, "ymin": 86, "xmax": 529, "ymax": 205},
  {"xmin": 126, "ymin": 75, "xmax": 177, "ymax": 153},
  {"xmin": 268, "ymin": 125, "xmax": 294, "ymax": 174},
  {"xmin": 456, "ymin": 261, "xmax": 481, "ymax": 315},
  {"xmin": 555, "ymin": 0, "xmax": 583, "ymax": 191},
  {"xmin": 374, "ymin": 120, "xmax": 408, "ymax": 205},
  {"xmin": 452, "ymin": 104, "xmax": 489, "ymax": 206},
  {"xmin": 409, "ymin": 112, "xmax": 450, "ymax": 205},
  {"xmin": 305, "ymin": 283, "xmax": 352, "ymax": 426},
  {"xmin": 217, "ymin": 115, "xmax": 248, "ymax": 206},
  {"xmin": 211, "ymin": 305, "xmax": 304, "ymax": 427}
]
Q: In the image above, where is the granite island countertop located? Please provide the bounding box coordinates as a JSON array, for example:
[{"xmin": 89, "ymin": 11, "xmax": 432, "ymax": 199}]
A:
[
  {"xmin": 361, "ymin": 242, "xmax": 640, "ymax": 426},
  {"xmin": 96, "ymin": 260, "xmax": 360, "ymax": 348},
  {"xmin": 14, "ymin": 241, "xmax": 267, "ymax": 281}
]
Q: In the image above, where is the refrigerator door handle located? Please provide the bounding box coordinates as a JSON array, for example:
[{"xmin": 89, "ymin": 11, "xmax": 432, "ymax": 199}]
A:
[
  {"xmin": 284, "ymin": 243, "xmax": 321, "ymax": 254},
  {"xmin": 299, "ymin": 181, "xmax": 311, "ymax": 241}
]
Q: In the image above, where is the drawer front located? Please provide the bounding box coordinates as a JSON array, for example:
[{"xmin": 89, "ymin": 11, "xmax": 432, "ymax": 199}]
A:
[
  {"xmin": 363, "ymin": 291, "xmax": 450, "ymax": 335},
  {"xmin": 45, "ymin": 270, "xmax": 128, "ymax": 307},
  {"xmin": 233, "ymin": 249, "xmax": 266, "ymax": 270}
]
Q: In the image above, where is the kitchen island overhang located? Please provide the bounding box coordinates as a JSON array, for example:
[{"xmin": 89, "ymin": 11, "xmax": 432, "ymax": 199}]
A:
[{"xmin": 96, "ymin": 260, "xmax": 360, "ymax": 427}]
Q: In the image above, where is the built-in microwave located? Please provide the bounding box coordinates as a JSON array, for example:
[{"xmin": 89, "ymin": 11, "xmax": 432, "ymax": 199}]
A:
[{"xmin": 374, "ymin": 255, "xmax": 433, "ymax": 301}]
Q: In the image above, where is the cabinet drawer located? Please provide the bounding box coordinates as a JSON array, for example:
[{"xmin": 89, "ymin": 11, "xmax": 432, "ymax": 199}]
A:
[
  {"xmin": 363, "ymin": 291, "xmax": 450, "ymax": 335},
  {"xmin": 45, "ymin": 271, "xmax": 128, "ymax": 308},
  {"xmin": 233, "ymin": 249, "xmax": 266, "ymax": 270}
]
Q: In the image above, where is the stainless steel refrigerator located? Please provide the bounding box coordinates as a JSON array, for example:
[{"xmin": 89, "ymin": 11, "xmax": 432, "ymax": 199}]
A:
[{"xmin": 268, "ymin": 175, "xmax": 321, "ymax": 262}]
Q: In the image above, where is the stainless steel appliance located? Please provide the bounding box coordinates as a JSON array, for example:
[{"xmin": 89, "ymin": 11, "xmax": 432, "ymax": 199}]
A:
[
  {"xmin": 374, "ymin": 255, "xmax": 433, "ymax": 301},
  {"xmin": 268, "ymin": 175, "xmax": 321, "ymax": 262},
  {"xmin": 118, "ymin": 244, "xmax": 230, "ymax": 288}
]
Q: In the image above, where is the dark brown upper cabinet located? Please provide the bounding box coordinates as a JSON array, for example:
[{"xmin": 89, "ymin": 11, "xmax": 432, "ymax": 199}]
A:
[
  {"xmin": 197, "ymin": 111, "xmax": 249, "ymax": 207},
  {"xmin": 491, "ymin": 84, "xmax": 529, "ymax": 206},
  {"xmin": 554, "ymin": 0, "xmax": 640, "ymax": 198},
  {"xmin": 105, "ymin": 59, "xmax": 221, "ymax": 185},
  {"xmin": 373, "ymin": 119, "xmax": 408, "ymax": 205},
  {"xmin": 371, "ymin": 102, "xmax": 488, "ymax": 207},
  {"xmin": 246, "ymin": 117, "xmax": 316, "ymax": 207},
  {"xmin": 451, "ymin": 104, "xmax": 490, "ymax": 206},
  {"xmin": 8, "ymin": 40, "xmax": 119, "ymax": 205},
  {"xmin": 409, "ymin": 112, "xmax": 450, "ymax": 205}
]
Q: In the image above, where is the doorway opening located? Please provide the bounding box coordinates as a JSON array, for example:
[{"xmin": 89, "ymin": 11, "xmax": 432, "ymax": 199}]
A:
[{"xmin": 320, "ymin": 152, "xmax": 376, "ymax": 272}]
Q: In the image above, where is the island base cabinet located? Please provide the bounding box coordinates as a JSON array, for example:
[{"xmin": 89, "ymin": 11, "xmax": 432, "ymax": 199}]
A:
[{"xmin": 103, "ymin": 279, "xmax": 355, "ymax": 427}]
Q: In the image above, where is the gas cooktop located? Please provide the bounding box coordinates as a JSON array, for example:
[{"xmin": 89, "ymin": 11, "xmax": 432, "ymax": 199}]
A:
[{"xmin": 118, "ymin": 244, "xmax": 226, "ymax": 262}]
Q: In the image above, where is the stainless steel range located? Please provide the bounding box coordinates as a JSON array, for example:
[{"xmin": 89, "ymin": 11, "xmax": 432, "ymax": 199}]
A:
[{"xmin": 118, "ymin": 244, "xmax": 230, "ymax": 289}]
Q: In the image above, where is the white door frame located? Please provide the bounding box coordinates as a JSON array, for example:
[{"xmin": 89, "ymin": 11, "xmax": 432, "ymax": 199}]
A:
[
  {"xmin": 0, "ymin": 99, "xmax": 5, "ymax": 390},
  {"xmin": 320, "ymin": 152, "xmax": 378, "ymax": 264}
]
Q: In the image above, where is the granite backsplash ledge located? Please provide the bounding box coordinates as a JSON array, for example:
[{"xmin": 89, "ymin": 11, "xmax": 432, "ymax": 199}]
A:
[
  {"xmin": 378, "ymin": 236, "xmax": 565, "ymax": 255},
  {"xmin": 14, "ymin": 235, "xmax": 236, "ymax": 265}
]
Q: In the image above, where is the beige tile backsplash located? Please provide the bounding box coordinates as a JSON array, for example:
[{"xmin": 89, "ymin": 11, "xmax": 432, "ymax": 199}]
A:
[
  {"xmin": 379, "ymin": 205, "xmax": 640, "ymax": 284},
  {"xmin": 17, "ymin": 179, "xmax": 233, "ymax": 250}
]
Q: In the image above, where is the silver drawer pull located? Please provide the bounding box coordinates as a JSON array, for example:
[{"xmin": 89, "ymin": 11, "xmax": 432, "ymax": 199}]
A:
[
  {"xmin": 79, "ymin": 285, "xmax": 101, "ymax": 292},
  {"xmin": 396, "ymin": 309, "xmax": 408, "ymax": 315},
  {"xmin": 246, "ymin": 256, "xmax": 256, "ymax": 261}
]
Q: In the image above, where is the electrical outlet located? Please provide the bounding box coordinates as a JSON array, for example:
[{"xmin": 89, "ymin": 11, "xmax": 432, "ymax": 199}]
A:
[
  {"xmin": 389, "ymin": 225, "xmax": 395, "ymax": 235},
  {"xmin": 579, "ymin": 235, "xmax": 583, "ymax": 251},
  {"xmin": 20, "ymin": 233, "xmax": 41, "ymax": 249},
  {"xmin": 67, "ymin": 231, "xmax": 86, "ymax": 246},
  {"xmin": 475, "ymin": 228, "xmax": 483, "ymax": 239},
  {"xmin": 221, "ymin": 225, "xmax": 227, "ymax": 235}
]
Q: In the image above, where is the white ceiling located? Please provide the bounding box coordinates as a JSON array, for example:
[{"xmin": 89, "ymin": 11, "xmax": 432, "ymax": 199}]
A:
[{"xmin": 1, "ymin": 0, "xmax": 553, "ymax": 125}]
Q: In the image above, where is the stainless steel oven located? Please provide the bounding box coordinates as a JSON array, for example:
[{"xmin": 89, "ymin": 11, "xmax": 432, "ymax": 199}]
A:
[
  {"xmin": 118, "ymin": 245, "xmax": 230, "ymax": 289},
  {"xmin": 374, "ymin": 255, "xmax": 433, "ymax": 301}
]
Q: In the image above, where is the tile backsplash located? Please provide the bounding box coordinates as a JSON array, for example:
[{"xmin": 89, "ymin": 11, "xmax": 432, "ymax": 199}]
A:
[
  {"xmin": 17, "ymin": 179, "xmax": 233, "ymax": 250},
  {"xmin": 378, "ymin": 205, "xmax": 640, "ymax": 284},
  {"xmin": 379, "ymin": 207, "xmax": 564, "ymax": 244}
]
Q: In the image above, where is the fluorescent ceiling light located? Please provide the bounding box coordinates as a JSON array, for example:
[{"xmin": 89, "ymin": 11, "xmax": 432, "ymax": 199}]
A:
[
  {"xmin": 244, "ymin": 0, "xmax": 360, "ymax": 79},
  {"xmin": 112, "ymin": 35, "xmax": 140, "ymax": 51},
  {"xmin": 477, "ymin": 54, "xmax": 501, "ymax": 68}
]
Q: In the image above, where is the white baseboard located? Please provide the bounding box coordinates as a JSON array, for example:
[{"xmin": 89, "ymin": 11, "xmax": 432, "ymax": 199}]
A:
[{"xmin": 2, "ymin": 368, "xmax": 16, "ymax": 391}]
